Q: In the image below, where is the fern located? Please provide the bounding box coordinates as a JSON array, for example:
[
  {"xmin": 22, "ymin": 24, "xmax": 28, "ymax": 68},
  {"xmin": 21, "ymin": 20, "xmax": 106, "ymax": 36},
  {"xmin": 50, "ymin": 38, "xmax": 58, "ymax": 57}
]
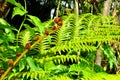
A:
[
  {"xmin": 18, "ymin": 29, "xmax": 32, "ymax": 47},
  {"xmin": 6, "ymin": 70, "xmax": 50, "ymax": 80},
  {"xmin": 6, "ymin": 71, "xmax": 72, "ymax": 80},
  {"xmin": 35, "ymin": 55, "xmax": 89, "ymax": 65},
  {"xmin": 18, "ymin": 13, "xmax": 120, "ymax": 55},
  {"xmin": 15, "ymin": 13, "xmax": 120, "ymax": 80},
  {"xmin": 69, "ymin": 64, "xmax": 120, "ymax": 80}
]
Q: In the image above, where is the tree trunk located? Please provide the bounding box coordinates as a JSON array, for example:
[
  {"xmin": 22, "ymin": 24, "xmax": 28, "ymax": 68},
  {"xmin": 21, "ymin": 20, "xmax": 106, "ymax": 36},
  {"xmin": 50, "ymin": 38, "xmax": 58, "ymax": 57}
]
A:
[
  {"xmin": 95, "ymin": 47, "xmax": 102, "ymax": 66},
  {"xmin": 74, "ymin": 0, "xmax": 79, "ymax": 19},
  {"xmin": 103, "ymin": 0, "xmax": 112, "ymax": 16},
  {"xmin": 95, "ymin": 0, "xmax": 112, "ymax": 66}
]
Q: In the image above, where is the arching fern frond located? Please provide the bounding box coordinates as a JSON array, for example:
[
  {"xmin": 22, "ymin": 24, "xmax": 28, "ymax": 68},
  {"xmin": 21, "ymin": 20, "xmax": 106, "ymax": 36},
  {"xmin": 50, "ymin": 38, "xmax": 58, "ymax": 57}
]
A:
[
  {"xmin": 35, "ymin": 55, "xmax": 89, "ymax": 65},
  {"xmin": 18, "ymin": 13, "xmax": 120, "ymax": 55},
  {"xmin": 6, "ymin": 70, "xmax": 50, "ymax": 80}
]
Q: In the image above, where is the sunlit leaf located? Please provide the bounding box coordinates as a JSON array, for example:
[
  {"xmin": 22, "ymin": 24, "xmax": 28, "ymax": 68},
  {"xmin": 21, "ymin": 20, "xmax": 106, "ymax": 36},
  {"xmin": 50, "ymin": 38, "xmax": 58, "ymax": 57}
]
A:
[
  {"xmin": 6, "ymin": 0, "xmax": 24, "ymax": 10},
  {"xmin": 12, "ymin": 7, "xmax": 27, "ymax": 18}
]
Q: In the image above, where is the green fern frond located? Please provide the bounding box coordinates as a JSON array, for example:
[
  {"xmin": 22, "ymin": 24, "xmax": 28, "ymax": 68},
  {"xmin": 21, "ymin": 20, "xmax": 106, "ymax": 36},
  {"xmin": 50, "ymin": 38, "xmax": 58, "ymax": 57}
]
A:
[
  {"xmin": 49, "ymin": 40, "xmax": 97, "ymax": 54},
  {"xmin": 34, "ymin": 37, "xmax": 51, "ymax": 55},
  {"xmin": 69, "ymin": 64, "xmax": 120, "ymax": 80},
  {"xmin": 18, "ymin": 13, "xmax": 120, "ymax": 55},
  {"xmin": 49, "ymin": 75, "xmax": 72, "ymax": 80},
  {"xmin": 6, "ymin": 70, "xmax": 50, "ymax": 80},
  {"xmin": 89, "ymin": 72, "xmax": 120, "ymax": 80},
  {"xmin": 18, "ymin": 29, "xmax": 33, "ymax": 47},
  {"xmin": 35, "ymin": 55, "xmax": 89, "ymax": 65}
]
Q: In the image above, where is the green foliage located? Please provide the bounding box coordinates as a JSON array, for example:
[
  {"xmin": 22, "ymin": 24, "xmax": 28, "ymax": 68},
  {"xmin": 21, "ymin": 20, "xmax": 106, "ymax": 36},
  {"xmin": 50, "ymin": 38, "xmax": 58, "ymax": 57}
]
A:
[
  {"xmin": 101, "ymin": 44, "xmax": 117, "ymax": 69},
  {"xmin": 18, "ymin": 13, "xmax": 120, "ymax": 54},
  {"xmin": 0, "ymin": 18, "xmax": 17, "ymax": 70},
  {"xmin": 18, "ymin": 29, "xmax": 32, "ymax": 47},
  {"xmin": 27, "ymin": 15, "xmax": 45, "ymax": 35},
  {"xmin": 7, "ymin": 0, "xmax": 27, "ymax": 18},
  {"xmin": 69, "ymin": 64, "xmax": 120, "ymax": 80},
  {"xmin": 0, "ymin": 18, "xmax": 16, "ymax": 44},
  {"xmin": 35, "ymin": 55, "xmax": 88, "ymax": 65},
  {"xmin": 12, "ymin": 13, "xmax": 120, "ymax": 79},
  {"xmin": 4, "ymin": 13, "xmax": 120, "ymax": 79},
  {"xmin": 1, "ymin": 0, "xmax": 120, "ymax": 80},
  {"xmin": 12, "ymin": 7, "xmax": 27, "ymax": 18},
  {"xmin": 6, "ymin": 0, "xmax": 24, "ymax": 10}
]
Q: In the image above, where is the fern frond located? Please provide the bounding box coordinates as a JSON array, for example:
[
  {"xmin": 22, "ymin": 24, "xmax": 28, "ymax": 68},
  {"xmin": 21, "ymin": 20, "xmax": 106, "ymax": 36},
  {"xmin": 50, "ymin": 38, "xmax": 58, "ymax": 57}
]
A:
[
  {"xmin": 35, "ymin": 55, "xmax": 89, "ymax": 65},
  {"xmin": 89, "ymin": 72, "xmax": 120, "ymax": 80},
  {"xmin": 34, "ymin": 37, "xmax": 51, "ymax": 55},
  {"xmin": 18, "ymin": 29, "xmax": 33, "ymax": 47},
  {"xmin": 49, "ymin": 40, "xmax": 97, "ymax": 54},
  {"xmin": 18, "ymin": 13, "xmax": 120, "ymax": 55},
  {"xmin": 50, "ymin": 75, "xmax": 72, "ymax": 80},
  {"xmin": 6, "ymin": 70, "xmax": 50, "ymax": 80}
]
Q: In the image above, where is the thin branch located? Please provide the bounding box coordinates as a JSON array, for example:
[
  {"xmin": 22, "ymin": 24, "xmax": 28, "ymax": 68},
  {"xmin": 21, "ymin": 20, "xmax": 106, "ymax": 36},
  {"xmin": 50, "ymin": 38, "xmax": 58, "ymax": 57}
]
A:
[
  {"xmin": 16, "ymin": 0, "xmax": 27, "ymax": 46},
  {"xmin": 56, "ymin": 0, "xmax": 60, "ymax": 17},
  {"xmin": 93, "ymin": 2, "xmax": 99, "ymax": 14}
]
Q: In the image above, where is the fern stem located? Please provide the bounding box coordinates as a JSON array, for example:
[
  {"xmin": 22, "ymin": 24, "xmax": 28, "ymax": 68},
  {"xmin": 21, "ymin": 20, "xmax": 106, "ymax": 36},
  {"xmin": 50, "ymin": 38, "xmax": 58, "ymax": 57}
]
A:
[
  {"xmin": 0, "ymin": 25, "xmax": 62, "ymax": 80},
  {"xmin": 24, "ymin": 0, "xmax": 27, "ymax": 11},
  {"xmin": 16, "ymin": 16, "xmax": 26, "ymax": 46},
  {"xmin": 16, "ymin": 0, "xmax": 27, "ymax": 46},
  {"xmin": 0, "ymin": 49, "xmax": 29, "ymax": 80}
]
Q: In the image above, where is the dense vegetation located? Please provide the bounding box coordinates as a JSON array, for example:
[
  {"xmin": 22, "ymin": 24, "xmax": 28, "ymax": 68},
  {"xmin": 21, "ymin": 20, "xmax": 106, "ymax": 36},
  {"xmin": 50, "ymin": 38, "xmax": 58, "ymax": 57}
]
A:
[{"xmin": 0, "ymin": 0, "xmax": 120, "ymax": 80}]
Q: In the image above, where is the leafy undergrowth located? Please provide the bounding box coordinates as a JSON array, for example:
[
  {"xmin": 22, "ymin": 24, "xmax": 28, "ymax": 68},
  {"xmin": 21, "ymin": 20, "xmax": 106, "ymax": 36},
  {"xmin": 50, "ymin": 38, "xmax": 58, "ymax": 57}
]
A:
[{"xmin": 0, "ymin": 0, "xmax": 120, "ymax": 80}]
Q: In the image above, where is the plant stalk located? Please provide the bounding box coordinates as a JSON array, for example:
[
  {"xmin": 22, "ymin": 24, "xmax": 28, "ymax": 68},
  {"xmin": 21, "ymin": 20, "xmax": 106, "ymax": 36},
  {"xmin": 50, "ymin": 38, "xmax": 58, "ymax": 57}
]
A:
[
  {"xmin": 0, "ymin": 25, "xmax": 62, "ymax": 80},
  {"xmin": 16, "ymin": 0, "xmax": 27, "ymax": 46},
  {"xmin": 56, "ymin": 0, "xmax": 60, "ymax": 17}
]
